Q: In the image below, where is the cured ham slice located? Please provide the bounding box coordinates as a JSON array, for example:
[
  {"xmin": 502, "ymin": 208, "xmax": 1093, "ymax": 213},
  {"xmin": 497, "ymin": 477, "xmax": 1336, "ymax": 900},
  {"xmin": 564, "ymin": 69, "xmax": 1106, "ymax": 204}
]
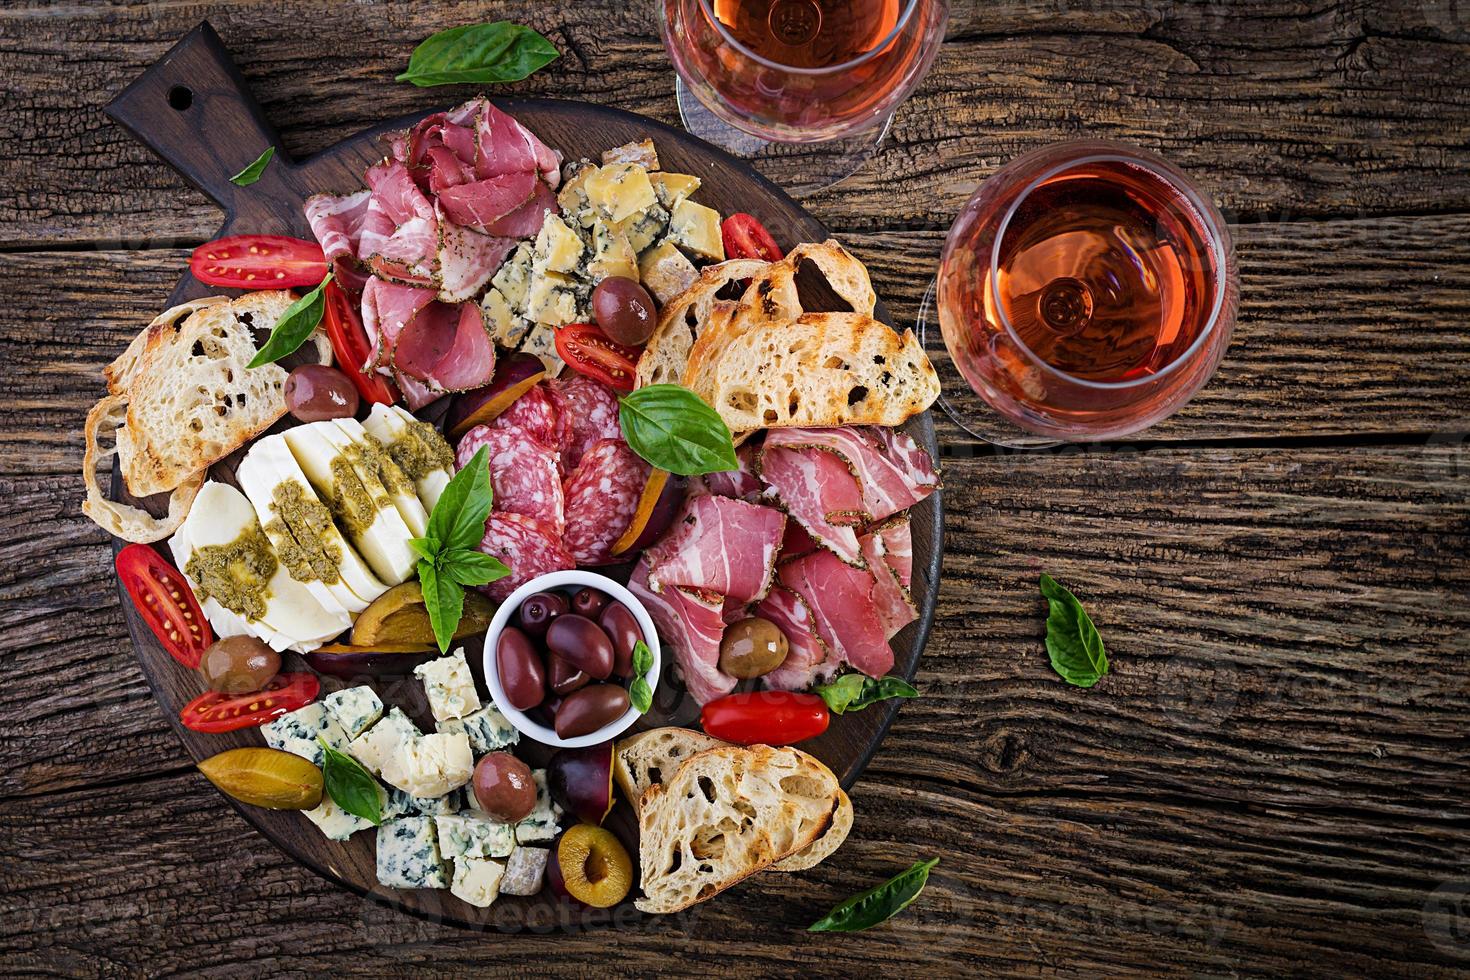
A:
[
  {"xmin": 562, "ymin": 439, "xmax": 650, "ymax": 565},
  {"xmin": 645, "ymin": 494, "xmax": 785, "ymax": 605},
  {"xmin": 434, "ymin": 207, "xmax": 516, "ymax": 303},
  {"xmin": 393, "ymin": 370, "xmax": 442, "ymax": 412},
  {"xmin": 483, "ymin": 181, "xmax": 558, "ymax": 238},
  {"xmin": 395, "ymin": 301, "xmax": 497, "ymax": 393},
  {"xmin": 469, "ymin": 97, "xmax": 562, "ymax": 188},
  {"xmin": 779, "ymin": 519, "xmax": 819, "ymax": 562},
  {"xmin": 757, "ymin": 443, "xmax": 868, "ymax": 565},
  {"xmin": 764, "ymin": 427, "xmax": 938, "ymax": 522},
  {"xmin": 758, "ymin": 585, "xmax": 837, "ymax": 691},
  {"xmin": 365, "ymin": 159, "xmax": 439, "ymax": 286},
  {"xmin": 701, "ymin": 441, "xmax": 762, "ymax": 502},
  {"xmin": 778, "ymin": 549, "xmax": 893, "ymax": 678},
  {"xmin": 436, "ymin": 172, "xmax": 539, "ymax": 234},
  {"xmin": 859, "ymin": 528, "xmax": 917, "ymax": 641},
  {"xmin": 629, "ymin": 560, "xmax": 734, "ymax": 705},
  {"xmin": 304, "ymin": 190, "xmax": 372, "ymax": 266},
  {"xmin": 456, "ymin": 425, "xmax": 565, "ymax": 535},
  {"xmin": 873, "ymin": 514, "xmax": 912, "ymax": 590},
  {"xmin": 476, "ymin": 512, "xmax": 574, "ymax": 601},
  {"xmin": 550, "ymin": 375, "xmax": 622, "ymax": 471},
  {"xmin": 361, "ymin": 278, "xmax": 435, "ymax": 371}
]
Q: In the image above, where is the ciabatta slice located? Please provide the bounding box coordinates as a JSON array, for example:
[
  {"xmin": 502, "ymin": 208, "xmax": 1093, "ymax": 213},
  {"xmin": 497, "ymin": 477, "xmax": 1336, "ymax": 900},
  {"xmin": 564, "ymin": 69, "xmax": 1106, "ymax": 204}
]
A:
[
  {"xmin": 770, "ymin": 789, "xmax": 852, "ymax": 872},
  {"xmin": 635, "ymin": 259, "xmax": 769, "ymax": 389},
  {"xmin": 614, "ymin": 728, "xmax": 726, "ymax": 811}
]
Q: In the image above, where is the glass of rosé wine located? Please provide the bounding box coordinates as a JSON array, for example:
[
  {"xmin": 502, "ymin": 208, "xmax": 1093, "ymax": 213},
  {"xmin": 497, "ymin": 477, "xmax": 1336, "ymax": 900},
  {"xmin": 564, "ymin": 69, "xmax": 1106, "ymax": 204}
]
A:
[
  {"xmin": 660, "ymin": 0, "xmax": 949, "ymax": 195},
  {"xmin": 920, "ymin": 141, "xmax": 1239, "ymax": 445}
]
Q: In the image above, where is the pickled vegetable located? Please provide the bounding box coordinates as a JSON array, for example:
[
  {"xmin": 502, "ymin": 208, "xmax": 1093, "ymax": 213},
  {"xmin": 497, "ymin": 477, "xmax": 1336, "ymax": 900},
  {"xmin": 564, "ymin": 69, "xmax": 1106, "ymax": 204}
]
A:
[
  {"xmin": 718, "ymin": 617, "xmax": 789, "ymax": 679},
  {"xmin": 497, "ymin": 626, "xmax": 546, "ymax": 711},
  {"xmin": 590, "ymin": 276, "xmax": 657, "ymax": 347},
  {"xmin": 472, "ymin": 752, "xmax": 537, "ymax": 823},
  {"xmin": 198, "ymin": 635, "xmax": 280, "ymax": 693},
  {"xmin": 555, "ymin": 684, "xmax": 629, "ymax": 738},
  {"xmin": 546, "ymin": 614, "xmax": 614, "ymax": 680},
  {"xmin": 197, "ymin": 747, "xmax": 323, "ymax": 810},
  {"xmin": 351, "ymin": 581, "xmax": 495, "ymax": 647}
]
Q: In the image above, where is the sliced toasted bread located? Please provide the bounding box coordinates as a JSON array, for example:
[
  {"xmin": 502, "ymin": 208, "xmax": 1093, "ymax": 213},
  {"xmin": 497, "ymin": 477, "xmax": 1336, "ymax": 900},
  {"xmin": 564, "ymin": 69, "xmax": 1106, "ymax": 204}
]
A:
[
  {"xmin": 770, "ymin": 789, "xmax": 852, "ymax": 872},
  {"xmin": 615, "ymin": 728, "xmax": 727, "ymax": 809},
  {"xmin": 634, "ymin": 744, "xmax": 842, "ymax": 913},
  {"xmin": 635, "ymin": 259, "xmax": 769, "ymax": 389},
  {"xmin": 709, "ymin": 311, "xmax": 940, "ymax": 431}
]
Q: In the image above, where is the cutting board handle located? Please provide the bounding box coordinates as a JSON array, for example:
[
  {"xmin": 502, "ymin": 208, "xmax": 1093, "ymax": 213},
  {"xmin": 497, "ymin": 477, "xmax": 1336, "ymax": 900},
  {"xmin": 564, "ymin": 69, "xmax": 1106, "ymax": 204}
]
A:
[{"xmin": 104, "ymin": 21, "xmax": 291, "ymax": 228}]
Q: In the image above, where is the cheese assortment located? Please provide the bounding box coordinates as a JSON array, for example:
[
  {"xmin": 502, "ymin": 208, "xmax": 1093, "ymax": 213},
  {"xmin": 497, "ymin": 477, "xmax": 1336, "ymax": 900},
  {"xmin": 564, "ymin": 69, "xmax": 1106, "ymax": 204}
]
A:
[{"xmin": 479, "ymin": 138, "xmax": 725, "ymax": 376}]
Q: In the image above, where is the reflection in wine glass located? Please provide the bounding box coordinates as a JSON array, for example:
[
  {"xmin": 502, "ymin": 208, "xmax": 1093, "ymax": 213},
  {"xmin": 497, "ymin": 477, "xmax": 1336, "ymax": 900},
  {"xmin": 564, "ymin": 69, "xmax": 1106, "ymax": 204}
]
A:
[
  {"xmin": 919, "ymin": 141, "xmax": 1239, "ymax": 445},
  {"xmin": 660, "ymin": 0, "xmax": 949, "ymax": 195}
]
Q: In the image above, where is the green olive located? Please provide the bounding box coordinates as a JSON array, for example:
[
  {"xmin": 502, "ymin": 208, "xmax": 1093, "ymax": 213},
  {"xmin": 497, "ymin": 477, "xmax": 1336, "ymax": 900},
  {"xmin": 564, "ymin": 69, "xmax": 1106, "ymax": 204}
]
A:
[
  {"xmin": 199, "ymin": 635, "xmax": 280, "ymax": 693},
  {"xmin": 718, "ymin": 617, "xmax": 789, "ymax": 679}
]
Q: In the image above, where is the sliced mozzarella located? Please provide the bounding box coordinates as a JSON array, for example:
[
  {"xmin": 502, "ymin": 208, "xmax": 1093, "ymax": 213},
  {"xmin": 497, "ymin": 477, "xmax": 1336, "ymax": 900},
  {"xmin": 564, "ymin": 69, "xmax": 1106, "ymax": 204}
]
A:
[
  {"xmin": 283, "ymin": 422, "xmax": 418, "ymax": 586},
  {"xmin": 333, "ymin": 417, "xmax": 430, "ymax": 538},
  {"xmin": 361, "ymin": 403, "xmax": 455, "ymax": 514},
  {"xmin": 168, "ymin": 522, "xmax": 259, "ymax": 644},
  {"xmin": 236, "ymin": 434, "xmax": 386, "ymax": 613}
]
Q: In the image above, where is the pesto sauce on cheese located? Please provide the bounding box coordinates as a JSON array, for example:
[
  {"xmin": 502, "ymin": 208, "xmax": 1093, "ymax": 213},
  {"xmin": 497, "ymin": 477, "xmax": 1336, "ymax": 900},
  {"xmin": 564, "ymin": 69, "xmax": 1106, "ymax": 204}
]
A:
[
  {"xmin": 353, "ymin": 434, "xmax": 415, "ymax": 497},
  {"xmin": 267, "ymin": 481, "xmax": 343, "ymax": 585},
  {"xmin": 325, "ymin": 455, "xmax": 378, "ymax": 537},
  {"xmin": 185, "ymin": 523, "xmax": 277, "ymax": 620},
  {"xmin": 386, "ymin": 419, "xmax": 453, "ymax": 481}
]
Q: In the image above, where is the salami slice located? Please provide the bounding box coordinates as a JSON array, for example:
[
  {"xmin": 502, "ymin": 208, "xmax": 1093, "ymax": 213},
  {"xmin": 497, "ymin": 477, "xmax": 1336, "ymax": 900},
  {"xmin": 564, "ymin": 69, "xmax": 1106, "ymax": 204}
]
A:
[
  {"xmin": 475, "ymin": 512, "xmax": 574, "ymax": 601},
  {"xmin": 562, "ymin": 438, "xmax": 650, "ymax": 565},
  {"xmin": 552, "ymin": 374, "xmax": 622, "ymax": 472},
  {"xmin": 456, "ymin": 425, "xmax": 565, "ymax": 535},
  {"xmin": 490, "ymin": 382, "xmax": 561, "ymax": 450}
]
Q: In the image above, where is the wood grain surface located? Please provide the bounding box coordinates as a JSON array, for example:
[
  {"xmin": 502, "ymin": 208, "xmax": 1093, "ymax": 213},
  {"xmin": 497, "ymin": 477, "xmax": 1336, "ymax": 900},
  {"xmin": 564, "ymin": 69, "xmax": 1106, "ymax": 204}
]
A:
[{"xmin": 2, "ymin": 1, "xmax": 1468, "ymax": 976}]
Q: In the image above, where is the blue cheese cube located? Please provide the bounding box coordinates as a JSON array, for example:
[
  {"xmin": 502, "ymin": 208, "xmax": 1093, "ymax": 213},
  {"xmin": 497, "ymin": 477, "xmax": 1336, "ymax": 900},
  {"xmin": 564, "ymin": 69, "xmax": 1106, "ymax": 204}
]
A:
[
  {"xmin": 667, "ymin": 199, "xmax": 726, "ymax": 262},
  {"xmin": 525, "ymin": 270, "xmax": 580, "ymax": 327},
  {"xmin": 532, "ymin": 213, "xmax": 586, "ymax": 275},
  {"xmin": 304, "ymin": 784, "xmax": 387, "ymax": 842},
  {"xmin": 498, "ymin": 846, "xmax": 549, "ymax": 896},
  {"xmin": 514, "ymin": 769, "xmax": 562, "ymax": 844},
  {"xmin": 261, "ymin": 703, "xmax": 350, "ymax": 767},
  {"xmin": 347, "ymin": 706, "xmax": 421, "ymax": 777},
  {"xmin": 491, "ymin": 243, "xmax": 536, "ymax": 312},
  {"xmin": 650, "ymin": 171, "xmax": 701, "ymax": 210},
  {"xmin": 376, "ymin": 816, "xmax": 449, "ymax": 889},
  {"xmin": 614, "ymin": 203, "xmax": 671, "ymax": 255},
  {"xmin": 381, "ymin": 732, "xmax": 474, "ymax": 798},
  {"xmin": 386, "ymin": 786, "xmax": 462, "ymax": 819},
  {"xmin": 481, "ymin": 288, "xmax": 533, "ymax": 349},
  {"xmin": 587, "ymin": 221, "xmax": 639, "ymax": 283},
  {"xmin": 322, "ymin": 686, "xmax": 384, "ymax": 740},
  {"xmin": 438, "ymin": 704, "xmax": 519, "ymax": 755},
  {"xmin": 585, "ymin": 163, "xmax": 658, "ymax": 224},
  {"xmin": 519, "ymin": 324, "xmax": 564, "ymax": 378},
  {"xmin": 413, "ymin": 649, "xmax": 481, "ymax": 723},
  {"xmin": 435, "ymin": 813, "xmax": 516, "ymax": 860},
  {"xmin": 451, "ymin": 855, "xmax": 507, "ymax": 908},
  {"xmin": 638, "ymin": 241, "xmax": 700, "ymax": 305}
]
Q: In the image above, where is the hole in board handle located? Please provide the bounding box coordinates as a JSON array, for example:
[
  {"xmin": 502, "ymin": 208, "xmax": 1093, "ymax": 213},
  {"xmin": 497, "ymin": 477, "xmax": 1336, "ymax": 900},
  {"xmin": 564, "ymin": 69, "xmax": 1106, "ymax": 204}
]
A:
[{"xmin": 167, "ymin": 86, "xmax": 193, "ymax": 111}]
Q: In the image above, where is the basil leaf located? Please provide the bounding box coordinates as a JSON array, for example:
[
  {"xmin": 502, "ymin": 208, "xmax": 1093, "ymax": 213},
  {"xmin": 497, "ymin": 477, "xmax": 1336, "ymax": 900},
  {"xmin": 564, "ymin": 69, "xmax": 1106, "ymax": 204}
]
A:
[
  {"xmin": 246, "ymin": 273, "xmax": 331, "ymax": 368},
  {"xmin": 618, "ymin": 385, "xmax": 738, "ymax": 476},
  {"xmin": 318, "ymin": 739, "xmax": 382, "ymax": 825},
  {"xmin": 440, "ymin": 548, "xmax": 509, "ymax": 588},
  {"xmin": 419, "ymin": 559, "xmax": 465, "ymax": 654},
  {"xmin": 808, "ymin": 858, "xmax": 940, "ymax": 933},
  {"xmin": 229, "ymin": 146, "xmax": 275, "ymax": 186},
  {"xmin": 631, "ymin": 639, "xmax": 653, "ymax": 677},
  {"xmin": 426, "ymin": 446, "xmax": 493, "ymax": 551},
  {"xmin": 397, "ymin": 23, "xmax": 559, "ymax": 87},
  {"xmin": 407, "ymin": 536, "xmax": 440, "ymax": 563},
  {"xmin": 814, "ymin": 674, "xmax": 919, "ymax": 714},
  {"xmin": 1040, "ymin": 573, "xmax": 1108, "ymax": 688},
  {"xmin": 629, "ymin": 677, "xmax": 652, "ymax": 714}
]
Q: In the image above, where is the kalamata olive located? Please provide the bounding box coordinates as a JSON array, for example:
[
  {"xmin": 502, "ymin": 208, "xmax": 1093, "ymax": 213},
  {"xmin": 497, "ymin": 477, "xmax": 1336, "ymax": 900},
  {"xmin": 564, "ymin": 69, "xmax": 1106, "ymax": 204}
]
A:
[
  {"xmin": 548, "ymin": 654, "xmax": 591, "ymax": 696},
  {"xmin": 598, "ymin": 602, "xmax": 642, "ymax": 677},
  {"xmin": 545, "ymin": 614, "xmax": 614, "ymax": 680},
  {"xmin": 496, "ymin": 626, "xmax": 545, "ymax": 710},
  {"xmin": 472, "ymin": 752, "xmax": 537, "ymax": 822},
  {"xmin": 554, "ymin": 684, "xmax": 631, "ymax": 739},
  {"xmin": 199, "ymin": 635, "xmax": 280, "ymax": 693},
  {"xmin": 571, "ymin": 587, "xmax": 608, "ymax": 618},
  {"xmin": 590, "ymin": 276, "xmax": 657, "ymax": 347},
  {"xmin": 718, "ymin": 617, "xmax": 789, "ymax": 679},
  {"xmin": 519, "ymin": 590, "xmax": 569, "ymax": 638},
  {"xmin": 284, "ymin": 364, "xmax": 359, "ymax": 422}
]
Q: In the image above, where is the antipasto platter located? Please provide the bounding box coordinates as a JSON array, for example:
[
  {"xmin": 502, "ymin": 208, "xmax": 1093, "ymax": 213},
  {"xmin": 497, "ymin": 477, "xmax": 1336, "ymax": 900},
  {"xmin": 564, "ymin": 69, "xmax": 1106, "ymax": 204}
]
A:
[{"xmin": 89, "ymin": 25, "xmax": 942, "ymax": 931}]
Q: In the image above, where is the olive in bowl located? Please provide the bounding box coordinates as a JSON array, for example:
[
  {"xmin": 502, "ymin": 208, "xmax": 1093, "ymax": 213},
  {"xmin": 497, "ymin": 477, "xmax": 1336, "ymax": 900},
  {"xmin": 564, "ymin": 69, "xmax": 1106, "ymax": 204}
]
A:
[{"xmin": 481, "ymin": 570, "xmax": 660, "ymax": 748}]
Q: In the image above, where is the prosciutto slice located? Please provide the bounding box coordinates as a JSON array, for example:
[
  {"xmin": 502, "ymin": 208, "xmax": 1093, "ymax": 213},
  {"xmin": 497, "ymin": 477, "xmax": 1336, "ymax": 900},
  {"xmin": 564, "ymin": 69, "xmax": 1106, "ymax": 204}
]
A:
[
  {"xmin": 764, "ymin": 427, "xmax": 938, "ymax": 522},
  {"xmin": 470, "ymin": 97, "xmax": 562, "ymax": 188},
  {"xmin": 304, "ymin": 190, "xmax": 372, "ymax": 266},
  {"xmin": 758, "ymin": 585, "xmax": 837, "ymax": 691},
  {"xmin": 436, "ymin": 172, "xmax": 540, "ymax": 234},
  {"xmin": 757, "ymin": 443, "xmax": 868, "ymax": 565},
  {"xmin": 873, "ymin": 514, "xmax": 913, "ymax": 590},
  {"xmin": 364, "ymin": 159, "xmax": 439, "ymax": 286},
  {"xmin": 701, "ymin": 441, "xmax": 762, "ymax": 502},
  {"xmin": 646, "ymin": 494, "xmax": 786, "ymax": 605},
  {"xmin": 629, "ymin": 560, "xmax": 734, "ymax": 705},
  {"xmin": 859, "ymin": 528, "xmax": 917, "ymax": 641},
  {"xmin": 483, "ymin": 181, "xmax": 558, "ymax": 238},
  {"xmin": 778, "ymin": 549, "xmax": 893, "ymax": 678},
  {"xmin": 435, "ymin": 207, "xmax": 516, "ymax": 303},
  {"xmin": 361, "ymin": 278, "xmax": 435, "ymax": 371},
  {"xmin": 395, "ymin": 301, "xmax": 497, "ymax": 393}
]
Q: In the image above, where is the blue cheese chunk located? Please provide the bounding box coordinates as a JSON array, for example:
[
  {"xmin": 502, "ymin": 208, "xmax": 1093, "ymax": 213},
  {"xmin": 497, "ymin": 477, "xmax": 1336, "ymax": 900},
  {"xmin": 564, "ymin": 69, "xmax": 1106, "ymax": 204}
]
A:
[
  {"xmin": 386, "ymin": 787, "xmax": 463, "ymax": 819},
  {"xmin": 381, "ymin": 731, "xmax": 474, "ymax": 798},
  {"xmin": 519, "ymin": 324, "xmax": 564, "ymax": 378},
  {"xmin": 261, "ymin": 703, "xmax": 350, "ymax": 767},
  {"xmin": 638, "ymin": 241, "xmax": 700, "ymax": 305},
  {"xmin": 514, "ymin": 769, "xmax": 562, "ymax": 844},
  {"xmin": 435, "ymin": 813, "xmax": 517, "ymax": 860},
  {"xmin": 438, "ymin": 704, "xmax": 519, "ymax": 755},
  {"xmin": 498, "ymin": 846, "xmax": 549, "ymax": 897},
  {"xmin": 481, "ymin": 287, "xmax": 533, "ymax": 349},
  {"xmin": 413, "ymin": 648, "xmax": 481, "ymax": 723},
  {"xmin": 667, "ymin": 199, "xmax": 726, "ymax": 262},
  {"xmin": 585, "ymin": 163, "xmax": 658, "ymax": 224},
  {"xmin": 376, "ymin": 816, "xmax": 449, "ymax": 889},
  {"xmin": 491, "ymin": 243, "xmax": 536, "ymax": 312},
  {"xmin": 525, "ymin": 269, "xmax": 580, "ymax": 326},
  {"xmin": 305, "ymin": 784, "xmax": 387, "ymax": 841},
  {"xmin": 348, "ymin": 706, "xmax": 422, "ymax": 777},
  {"xmin": 650, "ymin": 171, "xmax": 701, "ymax": 210},
  {"xmin": 532, "ymin": 213, "xmax": 586, "ymax": 275},
  {"xmin": 451, "ymin": 855, "xmax": 507, "ymax": 908},
  {"xmin": 614, "ymin": 202, "xmax": 671, "ymax": 255},
  {"xmin": 322, "ymin": 686, "xmax": 384, "ymax": 741},
  {"xmin": 587, "ymin": 221, "xmax": 639, "ymax": 283}
]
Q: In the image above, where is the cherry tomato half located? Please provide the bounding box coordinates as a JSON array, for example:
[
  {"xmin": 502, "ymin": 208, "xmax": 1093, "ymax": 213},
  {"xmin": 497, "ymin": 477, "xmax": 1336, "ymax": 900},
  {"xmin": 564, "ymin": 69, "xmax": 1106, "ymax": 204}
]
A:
[
  {"xmin": 721, "ymin": 214, "xmax": 784, "ymax": 262},
  {"xmin": 180, "ymin": 672, "xmax": 320, "ymax": 733},
  {"xmin": 554, "ymin": 322, "xmax": 641, "ymax": 392},
  {"xmin": 700, "ymin": 691, "xmax": 829, "ymax": 745},
  {"xmin": 189, "ymin": 235, "xmax": 328, "ymax": 289},
  {"xmin": 323, "ymin": 279, "xmax": 398, "ymax": 405},
  {"xmin": 115, "ymin": 543, "xmax": 213, "ymax": 669}
]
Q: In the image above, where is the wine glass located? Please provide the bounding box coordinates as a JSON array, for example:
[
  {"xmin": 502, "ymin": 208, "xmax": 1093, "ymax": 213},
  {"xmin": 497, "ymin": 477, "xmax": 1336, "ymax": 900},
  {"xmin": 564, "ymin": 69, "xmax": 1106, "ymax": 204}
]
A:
[
  {"xmin": 918, "ymin": 141, "xmax": 1239, "ymax": 445},
  {"xmin": 659, "ymin": 0, "xmax": 949, "ymax": 195}
]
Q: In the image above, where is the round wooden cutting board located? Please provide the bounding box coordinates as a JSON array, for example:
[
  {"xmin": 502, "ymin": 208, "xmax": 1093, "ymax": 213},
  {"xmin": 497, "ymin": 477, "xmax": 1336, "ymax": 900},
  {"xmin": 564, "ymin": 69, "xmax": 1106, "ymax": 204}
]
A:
[{"xmin": 103, "ymin": 23, "xmax": 943, "ymax": 932}]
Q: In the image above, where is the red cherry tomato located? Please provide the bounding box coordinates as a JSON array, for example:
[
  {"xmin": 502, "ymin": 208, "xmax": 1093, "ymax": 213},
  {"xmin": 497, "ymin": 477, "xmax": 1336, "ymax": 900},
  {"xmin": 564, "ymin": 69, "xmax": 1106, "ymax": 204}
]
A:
[
  {"xmin": 115, "ymin": 544, "xmax": 213, "ymax": 669},
  {"xmin": 179, "ymin": 672, "xmax": 320, "ymax": 733},
  {"xmin": 554, "ymin": 322, "xmax": 641, "ymax": 392},
  {"xmin": 322, "ymin": 279, "xmax": 398, "ymax": 405},
  {"xmin": 189, "ymin": 235, "xmax": 328, "ymax": 289},
  {"xmin": 721, "ymin": 214, "xmax": 784, "ymax": 262},
  {"xmin": 700, "ymin": 691, "xmax": 830, "ymax": 745}
]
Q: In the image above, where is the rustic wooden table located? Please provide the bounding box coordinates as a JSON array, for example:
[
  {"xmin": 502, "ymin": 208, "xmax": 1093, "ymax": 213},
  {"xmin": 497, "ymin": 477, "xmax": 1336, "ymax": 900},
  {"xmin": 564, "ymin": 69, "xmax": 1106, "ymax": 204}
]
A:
[{"xmin": 2, "ymin": 2, "xmax": 1467, "ymax": 976}]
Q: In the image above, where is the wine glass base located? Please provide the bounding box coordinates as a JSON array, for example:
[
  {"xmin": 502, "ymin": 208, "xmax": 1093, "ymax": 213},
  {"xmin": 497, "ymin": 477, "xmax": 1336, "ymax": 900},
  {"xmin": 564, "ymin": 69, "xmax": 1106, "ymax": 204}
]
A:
[
  {"xmin": 916, "ymin": 278, "xmax": 1064, "ymax": 450},
  {"xmin": 675, "ymin": 77, "xmax": 891, "ymax": 197}
]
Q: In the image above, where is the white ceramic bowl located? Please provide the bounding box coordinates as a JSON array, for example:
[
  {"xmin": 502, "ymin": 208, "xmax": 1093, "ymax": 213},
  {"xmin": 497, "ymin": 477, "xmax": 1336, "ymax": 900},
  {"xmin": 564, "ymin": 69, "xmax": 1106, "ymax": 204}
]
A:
[{"xmin": 481, "ymin": 569, "xmax": 661, "ymax": 748}]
